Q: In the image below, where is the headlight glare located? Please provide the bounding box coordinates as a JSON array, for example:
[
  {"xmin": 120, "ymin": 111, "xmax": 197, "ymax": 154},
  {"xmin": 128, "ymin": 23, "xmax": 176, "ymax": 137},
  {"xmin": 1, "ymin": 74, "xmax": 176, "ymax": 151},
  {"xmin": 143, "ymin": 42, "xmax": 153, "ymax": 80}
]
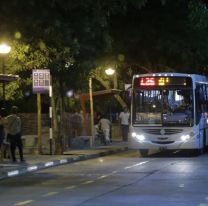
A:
[
  {"xmin": 132, "ymin": 132, "xmax": 145, "ymax": 141},
  {"xmin": 136, "ymin": 134, "xmax": 145, "ymax": 141},
  {"xmin": 181, "ymin": 134, "xmax": 190, "ymax": 141}
]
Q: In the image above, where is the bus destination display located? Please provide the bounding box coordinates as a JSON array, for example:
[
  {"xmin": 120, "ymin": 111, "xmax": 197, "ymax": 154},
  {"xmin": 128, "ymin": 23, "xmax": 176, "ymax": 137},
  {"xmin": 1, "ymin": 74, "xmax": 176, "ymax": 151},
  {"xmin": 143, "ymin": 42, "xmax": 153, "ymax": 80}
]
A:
[{"xmin": 136, "ymin": 77, "xmax": 191, "ymax": 87}]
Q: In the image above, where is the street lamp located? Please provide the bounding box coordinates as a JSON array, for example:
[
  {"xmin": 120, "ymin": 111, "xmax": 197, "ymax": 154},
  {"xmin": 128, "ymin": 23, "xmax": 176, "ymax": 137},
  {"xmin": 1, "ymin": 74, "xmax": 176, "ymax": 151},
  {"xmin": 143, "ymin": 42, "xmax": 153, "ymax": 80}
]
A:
[
  {"xmin": 89, "ymin": 77, "xmax": 94, "ymax": 147},
  {"xmin": 105, "ymin": 67, "xmax": 118, "ymax": 89},
  {"xmin": 0, "ymin": 43, "xmax": 11, "ymax": 106}
]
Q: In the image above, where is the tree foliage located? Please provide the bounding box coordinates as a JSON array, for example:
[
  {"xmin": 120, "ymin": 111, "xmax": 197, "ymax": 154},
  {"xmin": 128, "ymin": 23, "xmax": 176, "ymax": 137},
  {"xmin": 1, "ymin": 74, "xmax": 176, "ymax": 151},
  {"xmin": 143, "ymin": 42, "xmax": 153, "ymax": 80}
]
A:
[
  {"xmin": 0, "ymin": 0, "xmax": 208, "ymax": 109},
  {"xmin": 108, "ymin": 0, "xmax": 208, "ymax": 85}
]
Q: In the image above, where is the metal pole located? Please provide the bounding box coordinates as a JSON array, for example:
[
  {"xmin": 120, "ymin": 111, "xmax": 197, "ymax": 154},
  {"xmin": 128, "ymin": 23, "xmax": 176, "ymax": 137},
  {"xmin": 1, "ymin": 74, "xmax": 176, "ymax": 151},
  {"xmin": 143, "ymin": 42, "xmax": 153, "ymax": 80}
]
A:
[
  {"xmin": 2, "ymin": 57, "xmax": 5, "ymax": 106},
  {"xmin": 37, "ymin": 93, "xmax": 42, "ymax": 154},
  {"xmin": 89, "ymin": 77, "xmax": 94, "ymax": 147},
  {"xmin": 49, "ymin": 84, "xmax": 53, "ymax": 155},
  {"xmin": 113, "ymin": 71, "xmax": 118, "ymax": 89}
]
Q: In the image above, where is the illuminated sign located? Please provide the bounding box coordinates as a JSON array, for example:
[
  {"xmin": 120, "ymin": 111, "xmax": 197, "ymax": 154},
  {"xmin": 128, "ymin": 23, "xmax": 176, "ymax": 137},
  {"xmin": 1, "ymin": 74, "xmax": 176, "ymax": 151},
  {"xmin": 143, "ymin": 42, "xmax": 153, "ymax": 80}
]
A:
[
  {"xmin": 32, "ymin": 69, "xmax": 50, "ymax": 93},
  {"xmin": 140, "ymin": 77, "xmax": 155, "ymax": 86},
  {"xmin": 136, "ymin": 77, "xmax": 191, "ymax": 87}
]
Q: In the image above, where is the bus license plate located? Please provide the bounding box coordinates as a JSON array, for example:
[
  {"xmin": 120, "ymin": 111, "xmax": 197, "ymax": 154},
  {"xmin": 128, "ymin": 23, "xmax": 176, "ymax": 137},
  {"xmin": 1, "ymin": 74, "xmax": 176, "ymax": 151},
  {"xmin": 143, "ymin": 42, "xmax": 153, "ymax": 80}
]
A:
[{"xmin": 159, "ymin": 146, "xmax": 167, "ymax": 150}]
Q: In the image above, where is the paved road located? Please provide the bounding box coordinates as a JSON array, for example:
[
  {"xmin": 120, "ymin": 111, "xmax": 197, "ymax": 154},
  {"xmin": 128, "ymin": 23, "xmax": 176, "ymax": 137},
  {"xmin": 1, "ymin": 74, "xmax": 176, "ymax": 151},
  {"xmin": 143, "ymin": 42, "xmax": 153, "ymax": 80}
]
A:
[{"xmin": 0, "ymin": 150, "xmax": 208, "ymax": 206}]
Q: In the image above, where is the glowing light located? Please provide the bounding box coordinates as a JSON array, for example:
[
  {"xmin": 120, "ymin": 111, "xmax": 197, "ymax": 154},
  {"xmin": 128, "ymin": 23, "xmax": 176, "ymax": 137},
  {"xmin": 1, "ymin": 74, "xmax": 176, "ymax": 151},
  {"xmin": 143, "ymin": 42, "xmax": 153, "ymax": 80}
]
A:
[
  {"xmin": 14, "ymin": 32, "xmax": 21, "ymax": 39},
  {"xmin": 140, "ymin": 77, "xmax": 155, "ymax": 86},
  {"xmin": 99, "ymin": 158, "xmax": 104, "ymax": 163},
  {"xmin": 0, "ymin": 43, "xmax": 11, "ymax": 54},
  {"xmin": 66, "ymin": 90, "xmax": 73, "ymax": 97},
  {"xmin": 158, "ymin": 77, "xmax": 169, "ymax": 86},
  {"xmin": 105, "ymin": 68, "xmax": 115, "ymax": 76},
  {"xmin": 181, "ymin": 135, "xmax": 190, "ymax": 141}
]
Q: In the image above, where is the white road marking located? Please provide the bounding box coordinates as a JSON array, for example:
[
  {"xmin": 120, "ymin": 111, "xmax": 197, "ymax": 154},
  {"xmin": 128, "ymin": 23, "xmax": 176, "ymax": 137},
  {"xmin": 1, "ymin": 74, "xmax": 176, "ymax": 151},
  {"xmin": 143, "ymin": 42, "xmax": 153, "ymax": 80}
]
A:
[
  {"xmin": 97, "ymin": 175, "xmax": 108, "ymax": 180},
  {"xmin": 44, "ymin": 162, "xmax": 54, "ymax": 167},
  {"xmin": 8, "ymin": 170, "xmax": 19, "ymax": 177},
  {"xmin": 15, "ymin": 200, "xmax": 34, "ymax": 205},
  {"xmin": 124, "ymin": 161, "xmax": 149, "ymax": 169},
  {"xmin": 42, "ymin": 192, "xmax": 59, "ymax": 197},
  {"xmin": 65, "ymin": 185, "xmax": 77, "ymax": 190},
  {"xmin": 81, "ymin": 180, "xmax": 94, "ymax": 185},
  {"xmin": 60, "ymin": 159, "xmax": 68, "ymax": 164},
  {"xmin": 27, "ymin": 165, "xmax": 38, "ymax": 171}
]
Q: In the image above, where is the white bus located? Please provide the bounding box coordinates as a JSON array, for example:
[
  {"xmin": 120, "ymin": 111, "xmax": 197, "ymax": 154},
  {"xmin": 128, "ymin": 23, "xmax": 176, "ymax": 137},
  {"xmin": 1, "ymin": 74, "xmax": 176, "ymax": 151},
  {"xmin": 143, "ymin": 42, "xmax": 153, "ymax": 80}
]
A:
[{"xmin": 129, "ymin": 73, "xmax": 208, "ymax": 156}]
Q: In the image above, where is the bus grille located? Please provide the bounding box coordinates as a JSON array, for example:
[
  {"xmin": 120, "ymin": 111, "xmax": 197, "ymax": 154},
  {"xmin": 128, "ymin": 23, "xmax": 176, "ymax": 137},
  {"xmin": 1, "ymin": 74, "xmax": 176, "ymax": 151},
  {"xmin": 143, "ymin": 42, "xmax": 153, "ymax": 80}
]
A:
[
  {"xmin": 152, "ymin": 141, "xmax": 174, "ymax": 144},
  {"xmin": 143, "ymin": 129, "xmax": 183, "ymax": 135}
]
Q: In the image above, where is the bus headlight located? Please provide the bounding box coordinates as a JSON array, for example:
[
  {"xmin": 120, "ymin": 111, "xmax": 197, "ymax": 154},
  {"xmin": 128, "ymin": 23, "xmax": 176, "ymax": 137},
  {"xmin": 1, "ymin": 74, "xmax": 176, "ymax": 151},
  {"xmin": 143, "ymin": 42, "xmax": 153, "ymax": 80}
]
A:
[
  {"xmin": 136, "ymin": 134, "xmax": 145, "ymax": 141},
  {"xmin": 181, "ymin": 134, "xmax": 190, "ymax": 141},
  {"xmin": 132, "ymin": 132, "xmax": 145, "ymax": 141}
]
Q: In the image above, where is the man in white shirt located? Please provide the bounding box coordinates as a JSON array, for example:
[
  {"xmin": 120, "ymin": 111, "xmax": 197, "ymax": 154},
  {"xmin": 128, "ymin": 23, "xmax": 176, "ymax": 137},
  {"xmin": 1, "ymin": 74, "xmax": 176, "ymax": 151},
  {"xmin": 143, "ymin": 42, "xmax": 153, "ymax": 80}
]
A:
[
  {"xmin": 98, "ymin": 115, "xmax": 111, "ymax": 144},
  {"xmin": 119, "ymin": 107, "xmax": 130, "ymax": 141}
]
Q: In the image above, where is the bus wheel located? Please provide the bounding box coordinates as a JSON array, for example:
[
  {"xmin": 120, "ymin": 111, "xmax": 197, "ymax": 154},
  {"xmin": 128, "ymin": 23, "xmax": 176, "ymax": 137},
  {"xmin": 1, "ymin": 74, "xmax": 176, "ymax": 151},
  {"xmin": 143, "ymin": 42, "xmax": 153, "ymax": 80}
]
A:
[{"xmin": 139, "ymin": 149, "xmax": 148, "ymax": 157}]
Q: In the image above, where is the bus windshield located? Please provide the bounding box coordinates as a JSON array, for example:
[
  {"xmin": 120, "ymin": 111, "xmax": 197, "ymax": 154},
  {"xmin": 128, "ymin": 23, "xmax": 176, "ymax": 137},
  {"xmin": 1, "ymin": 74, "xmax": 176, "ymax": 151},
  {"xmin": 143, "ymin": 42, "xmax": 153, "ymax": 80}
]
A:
[{"xmin": 133, "ymin": 88, "xmax": 194, "ymax": 126}]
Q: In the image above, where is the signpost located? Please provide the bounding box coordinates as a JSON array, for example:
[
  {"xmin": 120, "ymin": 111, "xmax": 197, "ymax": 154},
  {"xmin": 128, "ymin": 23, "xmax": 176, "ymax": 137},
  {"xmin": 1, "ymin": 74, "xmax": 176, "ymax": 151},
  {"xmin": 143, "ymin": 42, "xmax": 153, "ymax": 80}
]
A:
[
  {"xmin": 32, "ymin": 69, "xmax": 50, "ymax": 93},
  {"xmin": 32, "ymin": 69, "xmax": 52, "ymax": 155}
]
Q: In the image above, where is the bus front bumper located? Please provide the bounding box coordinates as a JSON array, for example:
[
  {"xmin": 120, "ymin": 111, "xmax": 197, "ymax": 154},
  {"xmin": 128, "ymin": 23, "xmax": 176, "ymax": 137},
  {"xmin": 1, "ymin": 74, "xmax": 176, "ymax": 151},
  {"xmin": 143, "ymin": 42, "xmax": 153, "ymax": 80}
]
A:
[{"xmin": 129, "ymin": 139, "xmax": 198, "ymax": 150}]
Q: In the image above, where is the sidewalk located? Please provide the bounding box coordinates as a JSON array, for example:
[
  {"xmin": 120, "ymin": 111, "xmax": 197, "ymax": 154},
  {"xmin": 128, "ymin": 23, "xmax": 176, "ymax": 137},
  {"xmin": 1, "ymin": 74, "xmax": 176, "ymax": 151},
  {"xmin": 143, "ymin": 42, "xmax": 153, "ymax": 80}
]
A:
[{"xmin": 0, "ymin": 141, "xmax": 128, "ymax": 181}]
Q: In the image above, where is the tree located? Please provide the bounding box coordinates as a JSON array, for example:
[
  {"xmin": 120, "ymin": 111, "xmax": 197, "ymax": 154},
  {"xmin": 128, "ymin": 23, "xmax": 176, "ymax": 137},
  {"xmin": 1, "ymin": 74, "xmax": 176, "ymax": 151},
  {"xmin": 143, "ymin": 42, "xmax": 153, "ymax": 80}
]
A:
[{"xmin": 108, "ymin": 0, "xmax": 208, "ymax": 83}]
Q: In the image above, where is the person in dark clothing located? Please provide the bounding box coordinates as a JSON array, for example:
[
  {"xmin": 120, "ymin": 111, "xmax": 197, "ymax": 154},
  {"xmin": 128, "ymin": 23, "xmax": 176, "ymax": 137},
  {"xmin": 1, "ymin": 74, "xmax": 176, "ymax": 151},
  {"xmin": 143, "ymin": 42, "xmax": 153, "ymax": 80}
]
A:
[
  {"xmin": 0, "ymin": 115, "xmax": 4, "ymax": 161},
  {"xmin": 6, "ymin": 106, "xmax": 24, "ymax": 163},
  {"xmin": 0, "ymin": 108, "xmax": 7, "ymax": 160}
]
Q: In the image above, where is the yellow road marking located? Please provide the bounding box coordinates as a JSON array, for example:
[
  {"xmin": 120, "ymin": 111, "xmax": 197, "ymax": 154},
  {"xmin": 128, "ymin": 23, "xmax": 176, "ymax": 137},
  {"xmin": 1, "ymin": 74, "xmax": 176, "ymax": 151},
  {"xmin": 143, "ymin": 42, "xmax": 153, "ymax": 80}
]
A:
[
  {"xmin": 42, "ymin": 192, "xmax": 59, "ymax": 197},
  {"xmin": 15, "ymin": 200, "xmax": 34, "ymax": 205}
]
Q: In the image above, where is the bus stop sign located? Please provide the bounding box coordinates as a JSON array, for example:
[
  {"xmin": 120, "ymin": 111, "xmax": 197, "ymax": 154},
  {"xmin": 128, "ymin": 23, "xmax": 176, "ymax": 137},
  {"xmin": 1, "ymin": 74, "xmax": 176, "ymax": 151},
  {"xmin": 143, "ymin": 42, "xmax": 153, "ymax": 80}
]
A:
[{"xmin": 32, "ymin": 69, "xmax": 50, "ymax": 94}]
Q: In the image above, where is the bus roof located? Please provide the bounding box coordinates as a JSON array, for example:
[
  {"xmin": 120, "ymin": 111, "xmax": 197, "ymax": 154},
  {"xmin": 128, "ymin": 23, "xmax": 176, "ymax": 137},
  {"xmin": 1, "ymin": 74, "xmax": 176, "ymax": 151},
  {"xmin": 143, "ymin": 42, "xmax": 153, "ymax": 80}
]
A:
[{"xmin": 133, "ymin": 73, "xmax": 208, "ymax": 83}]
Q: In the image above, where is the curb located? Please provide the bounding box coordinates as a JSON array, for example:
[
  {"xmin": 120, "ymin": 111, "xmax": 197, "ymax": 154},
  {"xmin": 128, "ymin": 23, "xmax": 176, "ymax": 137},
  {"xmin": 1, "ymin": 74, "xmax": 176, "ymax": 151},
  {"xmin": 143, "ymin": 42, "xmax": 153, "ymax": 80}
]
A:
[{"xmin": 0, "ymin": 146, "xmax": 128, "ymax": 180}]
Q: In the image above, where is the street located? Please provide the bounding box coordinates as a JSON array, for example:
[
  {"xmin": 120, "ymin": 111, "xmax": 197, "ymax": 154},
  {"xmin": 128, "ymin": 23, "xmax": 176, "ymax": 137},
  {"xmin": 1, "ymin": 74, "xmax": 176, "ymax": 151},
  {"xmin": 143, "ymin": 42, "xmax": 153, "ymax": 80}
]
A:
[{"xmin": 0, "ymin": 150, "xmax": 208, "ymax": 206}]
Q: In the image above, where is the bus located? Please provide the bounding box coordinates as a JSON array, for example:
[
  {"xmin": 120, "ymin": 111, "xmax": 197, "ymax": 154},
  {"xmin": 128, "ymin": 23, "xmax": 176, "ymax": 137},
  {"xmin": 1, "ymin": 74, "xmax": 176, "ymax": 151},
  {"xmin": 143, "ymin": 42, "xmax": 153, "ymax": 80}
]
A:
[{"xmin": 129, "ymin": 73, "xmax": 208, "ymax": 156}]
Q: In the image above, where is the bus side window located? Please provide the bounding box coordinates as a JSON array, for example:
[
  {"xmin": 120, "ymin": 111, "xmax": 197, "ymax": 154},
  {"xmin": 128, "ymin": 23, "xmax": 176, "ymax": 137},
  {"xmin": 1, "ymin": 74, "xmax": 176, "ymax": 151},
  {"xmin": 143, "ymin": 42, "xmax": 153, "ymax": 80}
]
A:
[{"xmin": 195, "ymin": 84, "xmax": 201, "ymax": 124}]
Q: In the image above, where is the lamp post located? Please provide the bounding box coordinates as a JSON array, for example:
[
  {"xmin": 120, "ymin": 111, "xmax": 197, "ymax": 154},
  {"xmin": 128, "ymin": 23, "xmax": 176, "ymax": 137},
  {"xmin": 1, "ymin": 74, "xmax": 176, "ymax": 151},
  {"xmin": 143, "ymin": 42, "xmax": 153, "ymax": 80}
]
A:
[
  {"xmin": 0, "ymin": 43, "xmax": 11, "ymax": 106},
  {"xmin": 89, "ymin": 77, "xmax": 94, "ymax": 147},
  {"xmin": 105, "ymin": 67, "xmax": 117, "ymax": 89},
  {"xmin": 105, "ymin": 67, "xmax": 118, "ymax": 123}
]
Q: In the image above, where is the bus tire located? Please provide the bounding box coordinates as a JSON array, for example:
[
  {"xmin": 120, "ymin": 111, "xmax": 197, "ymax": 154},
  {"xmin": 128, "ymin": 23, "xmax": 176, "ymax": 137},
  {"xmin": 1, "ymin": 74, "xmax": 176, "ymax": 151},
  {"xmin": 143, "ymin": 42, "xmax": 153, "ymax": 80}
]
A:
[{"xmin": 139, "ymin": 149, "xmax": 148, "ymax": 157}]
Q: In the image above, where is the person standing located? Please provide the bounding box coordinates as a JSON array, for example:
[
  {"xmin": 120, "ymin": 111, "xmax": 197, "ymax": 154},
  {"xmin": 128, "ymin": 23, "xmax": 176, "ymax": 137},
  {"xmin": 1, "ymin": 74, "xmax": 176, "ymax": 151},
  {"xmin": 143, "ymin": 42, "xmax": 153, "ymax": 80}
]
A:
[
  {"xmin": 98, "ymin": 114, "xmax": 111, "ymax": 145},
  {"xmin": 119, "ymin": 107, "xmax": 130, "ymax": 142},
  {"xmin": 70, "ymin": 110, "xmax": 84, "ymax": 137},
  {"xmin": 0, "ymin": 113, "xmax": 5, "ymax": 161},
  {"xmin": 6, "ymin": 106, "xmax": 24, "ymax": 163},
  {"xmin": 0, "ymin": 108, "xmax": 7, "ymax": 160}
]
